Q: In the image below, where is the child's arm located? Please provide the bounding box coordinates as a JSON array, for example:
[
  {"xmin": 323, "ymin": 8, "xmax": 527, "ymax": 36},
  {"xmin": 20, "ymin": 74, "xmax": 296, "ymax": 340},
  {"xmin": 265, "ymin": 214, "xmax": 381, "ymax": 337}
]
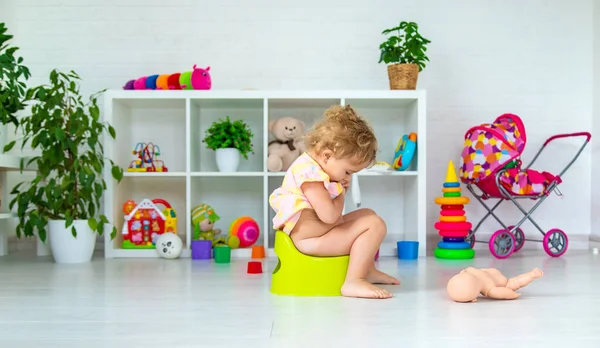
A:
[{"xmin": 302, "ymin": 182, "xmax": 345, "ymax": 224}]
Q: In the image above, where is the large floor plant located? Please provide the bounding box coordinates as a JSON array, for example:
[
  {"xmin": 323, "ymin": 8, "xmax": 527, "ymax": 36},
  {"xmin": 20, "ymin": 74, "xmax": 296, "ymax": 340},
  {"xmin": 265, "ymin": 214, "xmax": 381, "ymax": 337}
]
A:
[{"xmin": 5, "ymin": 70, "xmax": 123, "ymax": 263}]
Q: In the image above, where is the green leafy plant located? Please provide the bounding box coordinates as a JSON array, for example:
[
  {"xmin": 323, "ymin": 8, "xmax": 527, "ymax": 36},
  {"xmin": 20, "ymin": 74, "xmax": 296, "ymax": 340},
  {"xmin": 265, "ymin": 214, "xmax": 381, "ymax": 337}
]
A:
[
  {"xmin": 5, "ymin": 70, "xmax": 124, "ymax": 241},
  {"xmin": 202, "ymin": 116, "xmax": 255, "ymax": 160},
  {"xmin": 378, "ymin": 21, "xmax": 431, "ymax": 71},
  {"xmin": 0, "ymin": 22, "xmax": 31, "ymax": 128}
]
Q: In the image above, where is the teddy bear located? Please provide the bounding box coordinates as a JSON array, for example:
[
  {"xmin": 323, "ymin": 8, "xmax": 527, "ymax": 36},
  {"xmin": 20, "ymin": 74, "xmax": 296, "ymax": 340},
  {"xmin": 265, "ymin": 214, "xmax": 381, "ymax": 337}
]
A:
[
  {"xmin": 191, "ymin": 203, "xmax": 239, "ymax": 248},
  {"xmin": 267, "ymin": 117, "xmax": 306, "ymax": 172}
]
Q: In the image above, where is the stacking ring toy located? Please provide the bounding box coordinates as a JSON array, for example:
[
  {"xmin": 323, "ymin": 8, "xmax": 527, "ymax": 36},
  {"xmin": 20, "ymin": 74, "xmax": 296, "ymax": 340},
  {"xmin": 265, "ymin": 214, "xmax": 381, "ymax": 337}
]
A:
[
  {"xmin": 439, "ymin": 215, "xmax": 467, "ymax": 223},
  {"xmin": 437, "ymin": 241, "xmax": 471, "ymax": 249},
  {"xmin": 443, "ymin": 182, "xmax": 460, "ymax": 188},
  {"xmin": 443, "ymin": 237, "xmax": 467, "ymax": 242},
  {"xmin": 229, "ymin": 216, "xmax": 260, "ymax": 248},
  {"xmin": 442, "ymin": 187, "xmax": 461, "ymax": 193},
  {"xmin": 438, "ymin": 229, "xmax": 469, "ymax": 237},
  {"xmin": 440, "ymin": 209, "xmax": 466, "ymax": 217},
  {"xmin": 434, "ymin": 247, "xmax": 475, "ymax": 259},
  {"xmin": 434, "ymin": 196, "xmax": 470, "ymax": 205},
  {"xmin": 434, "ymin": 221, "xmax": 473, "ymax": 231},
  {"xmin": 441, "ymin": 205, "xmax": 464, "ymax": 210}
]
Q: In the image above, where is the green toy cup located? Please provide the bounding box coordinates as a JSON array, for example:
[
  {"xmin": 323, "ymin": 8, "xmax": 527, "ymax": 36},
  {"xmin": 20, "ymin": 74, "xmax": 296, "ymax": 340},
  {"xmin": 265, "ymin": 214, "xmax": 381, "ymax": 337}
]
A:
[{"xmin": 214, "ymin": 245, "xmax": 231, "ymax": 263}]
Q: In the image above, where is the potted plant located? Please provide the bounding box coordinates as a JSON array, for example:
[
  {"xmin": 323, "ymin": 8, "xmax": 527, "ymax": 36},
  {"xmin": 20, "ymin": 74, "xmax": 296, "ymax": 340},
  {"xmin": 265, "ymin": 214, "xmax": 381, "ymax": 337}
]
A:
[
  {"xmin": 378, "ymin": 21, "xmax": 431, "ymax": 90},
  {"xmin": 4, "ymin": 70, "xmax": 124, "ymax": 264},
  {"xmin": 0, "ymin": 22, "xmax": 31, "ymax": 146},
  {"xmin": 202, "ymin": 116, "xmax": 254, "ymax": 172}
]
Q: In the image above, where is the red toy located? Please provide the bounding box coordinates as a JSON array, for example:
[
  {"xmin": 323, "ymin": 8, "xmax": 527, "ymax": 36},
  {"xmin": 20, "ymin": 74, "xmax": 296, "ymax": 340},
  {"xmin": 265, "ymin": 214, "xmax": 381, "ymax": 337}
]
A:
[
  {"xmin": 127, "ymin": 142, "xmax": 168, "ymax": 172},
  {"xmin": 121, "ymin": 198, "xmax": 178, "ymax": 249}
]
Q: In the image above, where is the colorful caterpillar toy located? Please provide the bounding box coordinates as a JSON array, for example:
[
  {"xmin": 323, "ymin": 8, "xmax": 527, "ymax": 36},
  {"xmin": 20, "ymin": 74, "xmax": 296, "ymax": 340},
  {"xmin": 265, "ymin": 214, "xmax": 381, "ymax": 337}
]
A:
[{"xmin": 123, "ymin": 64, "xmax": 211, "ymax": 90}]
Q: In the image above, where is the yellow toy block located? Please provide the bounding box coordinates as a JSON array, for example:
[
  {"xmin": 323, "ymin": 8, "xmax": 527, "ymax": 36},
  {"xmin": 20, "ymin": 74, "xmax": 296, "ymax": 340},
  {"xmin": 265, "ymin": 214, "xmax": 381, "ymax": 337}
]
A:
[
  {"xmin": 439, "ymin": 215, "xmax": 467, "ymax": 222},
  {"xmin": 445, "ymin": 160, "xmax": 459, "ymax": 183},
  {"xmin": 271, "ymin": 231, "xmax": 349, "ymax": 296}
]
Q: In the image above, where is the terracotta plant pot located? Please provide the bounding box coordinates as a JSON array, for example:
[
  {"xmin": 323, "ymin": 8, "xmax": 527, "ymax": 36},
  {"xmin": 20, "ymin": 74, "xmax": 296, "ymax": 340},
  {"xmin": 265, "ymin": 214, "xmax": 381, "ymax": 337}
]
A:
[{"xmin": 387, "ymin": 63, "xmax": 419, "ymax": 90}]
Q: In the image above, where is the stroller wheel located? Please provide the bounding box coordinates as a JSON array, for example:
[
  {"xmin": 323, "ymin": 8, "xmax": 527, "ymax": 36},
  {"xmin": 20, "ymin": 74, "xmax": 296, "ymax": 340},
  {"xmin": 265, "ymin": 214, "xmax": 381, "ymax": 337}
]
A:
[
  {"xmin": 465, "ymin": 231, "xmax": 476, "ymax": 248},
  {"xmin": 543, "ymin": 229, "xmax": 568, "ymax": 257},
  {"xmin": 488, "ymin": 230, "xmax": 516, "ymax": 259},
  {"xmin": 507, "ymin": 225, "xmax": 525, "ymax": 252}
]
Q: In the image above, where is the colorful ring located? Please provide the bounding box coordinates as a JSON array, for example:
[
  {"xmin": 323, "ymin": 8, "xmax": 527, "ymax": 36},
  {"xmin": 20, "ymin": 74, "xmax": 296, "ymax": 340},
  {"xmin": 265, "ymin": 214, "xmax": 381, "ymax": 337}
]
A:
[
  {"xmin": 440, "ymin": 209, "xmax": 466, "ymax": 217},
  {"xmin": 434, "ymin": 196, "xmax": 470, "ymax": 205},
  {"xmin": 437, "ymin": 241, "xmax": 471, "ymax": 249},
  {"xmin": 439, "ymin": 215, "xmax": 467, "ymax": 223},
  {"xmin": 435, "ymin": 221, "xmax": 473, "ymax": 231},
  {"xmin": 434, "ymin": 247, "xmax": 475, "ymax": 259},
  {"xmin": 441, "ymin": 205, "xmax": 464, "ymax": 210},
  {"xmin": 443, "ymin": 237, "xmax": 466, "ymax": 242},
  {"xmin": 443, "ymin": 182, "xmax": 460, "ymax": 188},
  {"xmin": 438, "ymin": 229, "xmax": 469, "ymax": 237},
  {"xmin": 443, "ymin": 192, "xmax": 462, "ymax": 198},
  {"xmin": 442, "ymin": 187, "xmax": 461, "ymax": 193}
]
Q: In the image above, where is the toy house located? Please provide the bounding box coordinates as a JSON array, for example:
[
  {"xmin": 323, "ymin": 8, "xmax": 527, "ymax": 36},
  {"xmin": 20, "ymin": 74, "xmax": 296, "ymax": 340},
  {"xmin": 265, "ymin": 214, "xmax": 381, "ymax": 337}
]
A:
[{"xmin": 122, "ymin": 198, "xmax": 177, "ymax": 249}]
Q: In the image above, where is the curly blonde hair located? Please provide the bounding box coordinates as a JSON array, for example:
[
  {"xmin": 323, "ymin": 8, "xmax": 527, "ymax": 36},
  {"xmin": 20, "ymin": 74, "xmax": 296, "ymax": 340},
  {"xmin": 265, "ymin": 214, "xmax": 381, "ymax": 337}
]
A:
[{"xmin": 304, "ymin": 105, "xmax": 378, "ymax": 165}]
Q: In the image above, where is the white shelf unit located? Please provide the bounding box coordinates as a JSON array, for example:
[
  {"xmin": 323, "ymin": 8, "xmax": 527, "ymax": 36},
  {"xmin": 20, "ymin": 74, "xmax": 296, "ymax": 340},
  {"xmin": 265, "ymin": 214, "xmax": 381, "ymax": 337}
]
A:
[{"xmin": 103, "ymin": 90, "xmax": 426, "ymax": 258}]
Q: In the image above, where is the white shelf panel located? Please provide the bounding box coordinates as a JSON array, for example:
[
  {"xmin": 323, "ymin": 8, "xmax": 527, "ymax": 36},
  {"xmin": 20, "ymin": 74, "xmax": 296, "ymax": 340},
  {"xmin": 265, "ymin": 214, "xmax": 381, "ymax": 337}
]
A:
[
  {"xmin": 0, "ymin": 212, "xmax": 16, "ymax": 220},
  {"xmin": 190, "ymin": 171, "xmax": 263, "ymax": 177},
  {"xmin": 104, "ymin": 90, "xmax": 427, "ymax": 259},
  {"xmin": 123, "ymin": 171, "xmax": 187, "ymax": 177},
  {"xmin": 0, "ymin": 154, "xmax": 36, "ymax": 171}
]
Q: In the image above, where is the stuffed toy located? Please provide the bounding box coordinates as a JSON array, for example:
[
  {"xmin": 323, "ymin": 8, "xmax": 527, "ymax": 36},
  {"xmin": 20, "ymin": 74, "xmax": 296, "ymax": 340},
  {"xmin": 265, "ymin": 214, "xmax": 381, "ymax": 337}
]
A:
[
  {"xmin": 267, "ymin": 117, "xmax": 306, "ymax": 172},
  {"xmin": 191, "ymin": 203, "xmax": 240, "ymax": 248}
]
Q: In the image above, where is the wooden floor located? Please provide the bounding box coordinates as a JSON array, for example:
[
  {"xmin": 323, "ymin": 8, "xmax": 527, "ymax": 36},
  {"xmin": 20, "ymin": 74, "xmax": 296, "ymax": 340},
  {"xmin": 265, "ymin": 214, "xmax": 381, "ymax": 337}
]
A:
[{"xmin": 0, "ymin": 248, "xmax": 599, "ymax": 347}]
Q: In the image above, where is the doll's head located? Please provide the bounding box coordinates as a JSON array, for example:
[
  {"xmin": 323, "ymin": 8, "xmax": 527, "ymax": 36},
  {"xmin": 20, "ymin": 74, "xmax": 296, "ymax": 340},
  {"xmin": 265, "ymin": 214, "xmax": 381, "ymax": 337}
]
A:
[
  {"xmin": 447, "ymin": 270, "xmax": 481, "ymax": 302},
  {"xmin": 191, "ymin": 204, "xmax": 220, "ymax": 232},
  {"xmin": 304, "ymin": 105, "xmax": 378, "ymax": 185}
]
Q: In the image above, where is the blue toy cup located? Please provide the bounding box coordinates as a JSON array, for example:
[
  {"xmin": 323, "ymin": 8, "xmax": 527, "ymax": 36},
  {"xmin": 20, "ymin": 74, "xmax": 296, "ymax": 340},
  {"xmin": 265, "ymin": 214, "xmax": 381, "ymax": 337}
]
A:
[{"xmin": 397, "ymin": 241, "xmax": 419, "ymax": 260}]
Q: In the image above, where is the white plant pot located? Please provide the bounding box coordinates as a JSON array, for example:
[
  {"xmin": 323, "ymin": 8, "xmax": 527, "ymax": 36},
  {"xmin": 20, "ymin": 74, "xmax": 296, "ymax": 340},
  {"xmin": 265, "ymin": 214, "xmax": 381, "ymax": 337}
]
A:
[
  {"xmin": 48, "ymin": 220, "xmax": 97, "ymax": 264},
  {"xmin": 215, "ymin": 148, "xmax": 241, "ymax": 172}
]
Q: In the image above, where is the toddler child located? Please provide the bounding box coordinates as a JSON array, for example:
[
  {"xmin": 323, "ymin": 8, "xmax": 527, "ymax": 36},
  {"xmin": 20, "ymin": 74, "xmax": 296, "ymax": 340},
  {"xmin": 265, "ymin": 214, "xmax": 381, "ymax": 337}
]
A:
[{"xmin": 269, "ymin": 105, "xmax": 399, "ymax": 299}]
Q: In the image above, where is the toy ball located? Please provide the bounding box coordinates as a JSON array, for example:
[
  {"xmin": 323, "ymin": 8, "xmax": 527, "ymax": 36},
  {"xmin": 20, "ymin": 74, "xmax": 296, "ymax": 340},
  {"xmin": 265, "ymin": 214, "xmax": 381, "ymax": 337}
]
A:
[
  {"xmin": 229, "ymin": 216, "xmax": 259, "ymax": 248},
  {"xmin": 155, "ymin": 233, "xmax": 183, "ymax": 259}
]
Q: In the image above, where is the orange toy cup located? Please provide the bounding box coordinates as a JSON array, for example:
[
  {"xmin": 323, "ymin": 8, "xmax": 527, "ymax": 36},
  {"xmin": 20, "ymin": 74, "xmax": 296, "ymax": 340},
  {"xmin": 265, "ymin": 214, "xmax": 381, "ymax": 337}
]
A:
[{"xmin": 251, "ymin": 245, "xmax": 265, "ymax": 258}]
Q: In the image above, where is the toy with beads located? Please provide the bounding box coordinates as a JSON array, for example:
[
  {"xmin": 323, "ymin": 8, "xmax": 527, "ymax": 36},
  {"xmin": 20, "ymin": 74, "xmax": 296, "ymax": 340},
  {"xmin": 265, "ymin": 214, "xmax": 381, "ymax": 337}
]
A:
[
  {"xmin": 127, "ymin": 142, "xmax": 168, "ymax": 172},
  {"xmin": 433, "ymin": 161, "xmax": 475, "ymax": 259}
]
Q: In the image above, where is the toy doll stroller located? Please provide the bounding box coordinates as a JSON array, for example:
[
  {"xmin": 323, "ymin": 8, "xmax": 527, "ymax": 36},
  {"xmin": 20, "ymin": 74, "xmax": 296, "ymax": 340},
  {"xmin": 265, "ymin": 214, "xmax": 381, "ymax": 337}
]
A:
[{"xmin": 458, "ymin": 113, "xmax": 591, "ymax": 259}]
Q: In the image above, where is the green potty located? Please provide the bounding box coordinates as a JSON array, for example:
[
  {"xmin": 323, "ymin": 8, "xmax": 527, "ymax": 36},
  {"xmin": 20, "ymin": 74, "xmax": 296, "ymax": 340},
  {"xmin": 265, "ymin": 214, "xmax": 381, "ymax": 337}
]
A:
[
  {"xmin": 214, "ymin": 246, "xmax": 231, "ymax": 264},
  {"xmin": 179, "ymin": 71, "xmax": 193, "ymax": 90}
]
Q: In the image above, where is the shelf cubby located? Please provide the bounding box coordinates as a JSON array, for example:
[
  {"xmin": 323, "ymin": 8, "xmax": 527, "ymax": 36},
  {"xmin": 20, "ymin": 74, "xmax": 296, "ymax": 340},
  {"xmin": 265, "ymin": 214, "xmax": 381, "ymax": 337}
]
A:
[{"xmin": 103, "ymin": 90, "xmax": 426, "ymax": 258}]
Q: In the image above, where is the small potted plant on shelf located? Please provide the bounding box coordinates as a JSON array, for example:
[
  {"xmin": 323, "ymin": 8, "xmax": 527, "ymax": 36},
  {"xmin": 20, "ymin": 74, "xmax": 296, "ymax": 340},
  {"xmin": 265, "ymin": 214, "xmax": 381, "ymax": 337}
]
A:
[
  {"xmin": 202, "ymin": 116, "xmax": 254, "ymax": 172},
  {"xmin": 378, "ymin": 21, "xmax": 431, "ymax": 90},
  {"xmin": 0, "ymin": 22, "xmax": 31, "ymax": 146},
  {"xmin": 4, "ymin": 70, "xmax": 124, "ymax": 264}
]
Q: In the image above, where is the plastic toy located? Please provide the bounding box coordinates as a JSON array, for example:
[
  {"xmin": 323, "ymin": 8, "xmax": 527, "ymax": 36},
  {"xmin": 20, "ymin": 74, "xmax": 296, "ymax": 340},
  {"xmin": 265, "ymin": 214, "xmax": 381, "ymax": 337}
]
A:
[
  {"xmin": 191, "ymin": 203, "xmax": 240, "ymax": 248},
  {"xmin": 271, "ymin": 231, "xmax": 349, "ymax": 296},
  {"xmin": 397, "ymin": 241, "xmax": 419, "ymax": 259},
  {"xmin": 155, "ymin": 233, "xmax": 183, "ymax": 259},
  {"xmin": 191, "ymin": 240, "xmax": 212, "ymax": 260},
  {"xmin": 229, "ymin": 216, "xmax": 260, "ymax": 248},
  {"xmin": 459, "ymin": 113, "xmax": 591, "ymax": 258},
  {"xmin": 123, "ymin": 65, "xmax": 212, "ymax": 90},
  {"xmin": 214, "ymin": 245, "xmax": 231, "ymax": 264},
  {"xmin": 127, "ymin": 142, "xmax": 169, "ymax": 172},
  {"xmin": 251, "ymin": 245, "xmax": 266, "ymax": 258},
  {"xmin": 247, "ymin": 261, "xmax": 263, "ymax": 274},
  {"xmin": 433, "ymin": 161, "xmax": 475, "ymax": 259},
  {"xmin": 392, "ymin": 132, "xmax": 417, "ymax": 171},
  {"xmin": 446, "ymin": 267, "xmax": 544, "ymax": 302},
  {"xmin": 122, "ymin": 198, "xmax": 177, "ymax": 249}
]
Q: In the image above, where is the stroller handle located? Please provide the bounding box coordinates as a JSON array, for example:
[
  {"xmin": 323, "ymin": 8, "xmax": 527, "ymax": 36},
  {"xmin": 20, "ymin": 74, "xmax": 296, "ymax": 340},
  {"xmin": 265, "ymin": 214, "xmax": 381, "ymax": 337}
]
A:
[{"xmin": 543, "ymin": 132, "xmax": 591, "ymax": 146}]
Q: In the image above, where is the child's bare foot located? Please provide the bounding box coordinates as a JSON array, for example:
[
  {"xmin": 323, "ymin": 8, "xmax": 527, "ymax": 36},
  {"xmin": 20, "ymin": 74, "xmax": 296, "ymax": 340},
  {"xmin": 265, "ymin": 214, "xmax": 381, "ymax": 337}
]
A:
[
  {"xmin": 531, "ymin": 268, "xmax": 544, "ymax": 278},
  {"xmin": 341, "ymin": 279, "xmax": 393, "ymax": 299},
  {"xmin": 367, "ymin": 268, "xmax": 401, "ymax": 285}
]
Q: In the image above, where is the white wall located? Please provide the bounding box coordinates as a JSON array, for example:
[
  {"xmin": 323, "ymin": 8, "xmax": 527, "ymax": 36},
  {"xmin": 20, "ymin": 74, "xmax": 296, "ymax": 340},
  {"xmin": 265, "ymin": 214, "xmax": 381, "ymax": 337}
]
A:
[
  {"xmin": 594, "ymin": 0, "xmax": 600, "ymax": 239},
  {"xmin": 2, "ymin": 0, "xmax": 595, "ymax": 250}
]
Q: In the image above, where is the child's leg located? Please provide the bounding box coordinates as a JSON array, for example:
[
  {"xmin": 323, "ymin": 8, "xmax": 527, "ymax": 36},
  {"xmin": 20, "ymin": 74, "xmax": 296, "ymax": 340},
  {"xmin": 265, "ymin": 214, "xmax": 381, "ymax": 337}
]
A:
[
  {"xmin": 291, "ymin": 209, "xmax": 393, "ymax": 299},
  {"xmin": 342, "ymin": 208, "xmax": 399, "ymax": 285}
]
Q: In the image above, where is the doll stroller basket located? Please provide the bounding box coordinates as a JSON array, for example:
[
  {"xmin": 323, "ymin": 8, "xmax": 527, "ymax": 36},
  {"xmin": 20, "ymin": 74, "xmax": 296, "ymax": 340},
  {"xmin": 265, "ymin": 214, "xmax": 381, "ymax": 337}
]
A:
[{"xmin": 458, "ymin": 113, "xmax": 591, "ymax": 259}]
